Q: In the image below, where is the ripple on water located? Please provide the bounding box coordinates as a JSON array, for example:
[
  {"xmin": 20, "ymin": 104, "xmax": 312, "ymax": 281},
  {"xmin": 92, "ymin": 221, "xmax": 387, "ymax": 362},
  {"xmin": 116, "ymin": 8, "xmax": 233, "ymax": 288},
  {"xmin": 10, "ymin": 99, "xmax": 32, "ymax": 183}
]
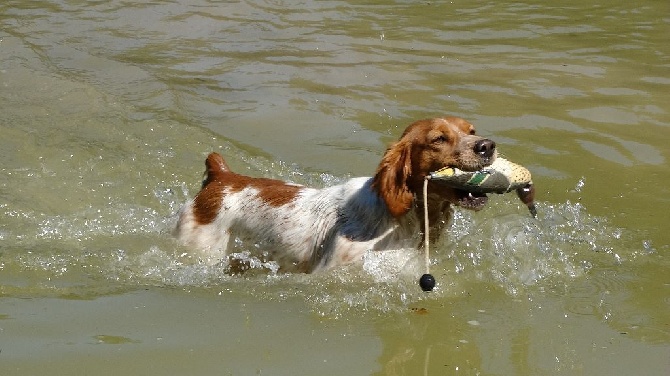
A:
[{"xmin": 562, "ymin": 267, "xmax": 630, "ymax": 321}]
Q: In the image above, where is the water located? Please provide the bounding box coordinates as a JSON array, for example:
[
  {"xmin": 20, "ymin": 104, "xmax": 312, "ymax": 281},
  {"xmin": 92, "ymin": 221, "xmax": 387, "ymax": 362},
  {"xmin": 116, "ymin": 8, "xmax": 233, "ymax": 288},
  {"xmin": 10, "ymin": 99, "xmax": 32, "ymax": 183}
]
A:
[{"xmin": 1, "ymin": 0, "xmax": 669, "ymax": 374}]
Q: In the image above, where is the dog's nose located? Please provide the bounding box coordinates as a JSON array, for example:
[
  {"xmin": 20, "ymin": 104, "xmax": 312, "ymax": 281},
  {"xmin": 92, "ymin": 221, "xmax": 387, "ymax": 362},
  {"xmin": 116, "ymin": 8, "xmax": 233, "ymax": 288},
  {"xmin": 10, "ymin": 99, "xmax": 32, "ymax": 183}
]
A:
[{"xmin": 474, "ymin": 139, "xmax": 496, "ymax": 158}]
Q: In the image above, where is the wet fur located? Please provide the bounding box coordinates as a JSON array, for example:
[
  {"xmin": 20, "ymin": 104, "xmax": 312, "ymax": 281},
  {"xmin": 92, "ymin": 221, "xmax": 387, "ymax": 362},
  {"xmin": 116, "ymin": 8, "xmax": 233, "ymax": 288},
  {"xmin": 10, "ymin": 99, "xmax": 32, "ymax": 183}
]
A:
[{"xmin": 174, "ymin": 117, "xmax": 496, "ymax": 272}]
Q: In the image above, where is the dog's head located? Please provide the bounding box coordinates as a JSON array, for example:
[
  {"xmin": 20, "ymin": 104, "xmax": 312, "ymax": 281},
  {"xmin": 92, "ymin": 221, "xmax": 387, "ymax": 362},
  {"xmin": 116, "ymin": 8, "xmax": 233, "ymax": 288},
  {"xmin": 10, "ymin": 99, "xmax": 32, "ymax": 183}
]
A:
[{"xmin": 373, "ymin": 117, "xmax": 496, "ymax": 217}]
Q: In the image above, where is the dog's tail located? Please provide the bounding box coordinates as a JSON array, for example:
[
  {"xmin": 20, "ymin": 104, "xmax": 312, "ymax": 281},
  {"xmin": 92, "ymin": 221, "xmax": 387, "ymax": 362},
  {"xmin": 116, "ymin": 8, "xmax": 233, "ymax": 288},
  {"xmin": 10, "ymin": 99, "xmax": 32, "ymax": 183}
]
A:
[
  {"xmin": 206, "ymin": 152, "xmax": 229, "ymax": 173},
  {"xmin": 202, "ymin": 152, "xmax": 230, "ymax": 188}
]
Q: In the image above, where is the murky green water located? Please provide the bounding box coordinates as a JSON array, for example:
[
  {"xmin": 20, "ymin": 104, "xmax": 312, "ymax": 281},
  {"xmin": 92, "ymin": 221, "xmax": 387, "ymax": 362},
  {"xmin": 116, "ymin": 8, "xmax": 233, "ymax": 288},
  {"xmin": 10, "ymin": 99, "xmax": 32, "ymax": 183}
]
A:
[{"xmin": 1, "ymin": 0, "xmax": 668, "ymax": 374}]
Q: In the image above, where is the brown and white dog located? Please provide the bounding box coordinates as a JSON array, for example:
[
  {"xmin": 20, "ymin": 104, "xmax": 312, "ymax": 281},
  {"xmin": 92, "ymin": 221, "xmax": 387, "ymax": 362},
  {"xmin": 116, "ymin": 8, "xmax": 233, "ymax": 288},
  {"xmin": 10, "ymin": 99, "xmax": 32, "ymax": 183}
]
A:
[{"xmin": 174, "ymin": 117, "xmax": 496, "ymax": 272}]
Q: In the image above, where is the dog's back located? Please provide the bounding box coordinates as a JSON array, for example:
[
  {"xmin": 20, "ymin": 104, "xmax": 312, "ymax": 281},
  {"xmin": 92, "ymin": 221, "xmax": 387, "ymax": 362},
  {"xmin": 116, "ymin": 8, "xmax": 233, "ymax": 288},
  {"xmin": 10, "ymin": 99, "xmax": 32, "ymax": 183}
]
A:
[{"xmin": 174, "ymin": 153, "xmax": 418, "ymax": 271}]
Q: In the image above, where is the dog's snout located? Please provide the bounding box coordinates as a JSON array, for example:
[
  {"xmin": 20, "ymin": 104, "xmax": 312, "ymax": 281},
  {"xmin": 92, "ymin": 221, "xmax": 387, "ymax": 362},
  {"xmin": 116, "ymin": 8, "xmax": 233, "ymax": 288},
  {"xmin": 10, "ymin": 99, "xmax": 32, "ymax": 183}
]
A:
[{"xmin": 474, "ymin": 139, "xmax": 496, "ymax": 158}]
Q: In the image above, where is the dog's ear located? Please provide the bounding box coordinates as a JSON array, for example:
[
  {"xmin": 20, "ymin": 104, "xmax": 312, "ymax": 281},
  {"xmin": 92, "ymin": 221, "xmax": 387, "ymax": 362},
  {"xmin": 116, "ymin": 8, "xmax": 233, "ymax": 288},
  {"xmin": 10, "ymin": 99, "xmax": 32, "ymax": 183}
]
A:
[{"xmin": 372, "ymin": 140, "xmax": 414, "ymax": 217}]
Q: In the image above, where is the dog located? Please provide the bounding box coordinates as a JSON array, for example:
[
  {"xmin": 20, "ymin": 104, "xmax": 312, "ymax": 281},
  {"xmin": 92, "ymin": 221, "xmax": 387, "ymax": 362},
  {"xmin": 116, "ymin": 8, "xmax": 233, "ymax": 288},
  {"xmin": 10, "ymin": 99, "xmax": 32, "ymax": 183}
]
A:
[{"xmin": 174, "ymin": 117, "xmax": 496, "ymax": 272}]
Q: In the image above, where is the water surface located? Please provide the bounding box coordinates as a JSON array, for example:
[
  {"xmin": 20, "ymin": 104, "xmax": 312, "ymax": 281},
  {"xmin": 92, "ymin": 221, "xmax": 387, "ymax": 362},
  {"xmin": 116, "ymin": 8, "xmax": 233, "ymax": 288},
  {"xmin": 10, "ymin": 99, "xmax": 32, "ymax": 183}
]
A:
[{"xmin": 1, "ymin": 0, "xmax": 668, "ymax": 374}]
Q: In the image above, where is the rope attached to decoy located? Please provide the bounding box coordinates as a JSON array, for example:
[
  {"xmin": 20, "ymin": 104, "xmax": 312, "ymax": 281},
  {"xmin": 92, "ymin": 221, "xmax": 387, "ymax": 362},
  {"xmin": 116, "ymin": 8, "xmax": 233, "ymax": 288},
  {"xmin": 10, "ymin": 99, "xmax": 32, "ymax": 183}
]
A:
[{"xmin": 419, "ymin": 178, "xmax": 435, "ymax": 291}]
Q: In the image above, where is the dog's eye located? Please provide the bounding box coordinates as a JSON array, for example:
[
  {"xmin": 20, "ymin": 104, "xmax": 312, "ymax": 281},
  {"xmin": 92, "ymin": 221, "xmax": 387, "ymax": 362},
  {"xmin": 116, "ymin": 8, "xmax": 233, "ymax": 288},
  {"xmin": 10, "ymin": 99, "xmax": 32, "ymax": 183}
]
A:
[{"xmin": 432, "ymin": 135, "xmax": 448, "ymax": 143}]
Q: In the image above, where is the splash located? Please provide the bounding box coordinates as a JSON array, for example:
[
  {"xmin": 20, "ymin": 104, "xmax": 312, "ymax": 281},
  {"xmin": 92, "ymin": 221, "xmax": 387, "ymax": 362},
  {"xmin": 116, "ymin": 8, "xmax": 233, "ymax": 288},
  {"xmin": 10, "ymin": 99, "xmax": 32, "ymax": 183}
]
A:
[
  {"xmin": 439, "ymin": 198, "xmax": 641, "ymax": 296},
  {"xmin": 1, "ymin": 172, "xmax": 649, "ymax": 315}
]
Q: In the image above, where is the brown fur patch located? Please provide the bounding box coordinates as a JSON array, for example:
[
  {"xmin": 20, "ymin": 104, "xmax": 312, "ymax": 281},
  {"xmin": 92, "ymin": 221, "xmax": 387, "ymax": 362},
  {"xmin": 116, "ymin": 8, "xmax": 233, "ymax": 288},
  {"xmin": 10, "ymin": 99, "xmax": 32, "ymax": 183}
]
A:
[
  {"xmin": 254, "ymin": 180, "xmax": 302, "ymax": 207},
  {"xmin": 192, "ymin": 180, "xmax": 225, "ymax": 225},
  {"xmin": 192, "ymin": 153, "xmax": 303, "ymax": 225}
]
